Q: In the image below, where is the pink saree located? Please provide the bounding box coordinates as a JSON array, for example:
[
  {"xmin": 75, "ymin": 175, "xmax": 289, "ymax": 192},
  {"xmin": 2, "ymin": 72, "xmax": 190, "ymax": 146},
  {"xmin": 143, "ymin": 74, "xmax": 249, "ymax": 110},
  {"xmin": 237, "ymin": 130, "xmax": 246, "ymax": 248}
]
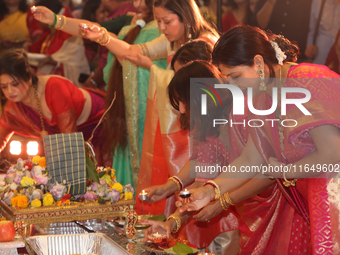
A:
[{"xmin": 242, "ymin": 63, "xmax": 340, "ymax": 254}]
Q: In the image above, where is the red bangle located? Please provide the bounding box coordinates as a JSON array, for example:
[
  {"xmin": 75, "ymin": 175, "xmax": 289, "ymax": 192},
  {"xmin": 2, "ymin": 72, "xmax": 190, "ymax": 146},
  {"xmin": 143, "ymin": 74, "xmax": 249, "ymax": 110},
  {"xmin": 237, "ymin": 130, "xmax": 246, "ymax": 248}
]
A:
[{"xmin": 172, "ymin": 176, "xmax": 183, "ymax": 190}]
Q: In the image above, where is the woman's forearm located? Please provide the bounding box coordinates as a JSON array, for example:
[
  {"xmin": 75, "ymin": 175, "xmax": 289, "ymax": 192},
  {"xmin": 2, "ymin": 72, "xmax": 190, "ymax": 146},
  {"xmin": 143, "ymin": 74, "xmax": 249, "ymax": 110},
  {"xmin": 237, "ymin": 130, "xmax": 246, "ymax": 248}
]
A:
[
  {"xmin": 59, "ymin": 17, "xmax": 92, "ymax": 38},
  {"xmin": 175, "ymin": 160, "xmax": 197, "ymax": 188}
]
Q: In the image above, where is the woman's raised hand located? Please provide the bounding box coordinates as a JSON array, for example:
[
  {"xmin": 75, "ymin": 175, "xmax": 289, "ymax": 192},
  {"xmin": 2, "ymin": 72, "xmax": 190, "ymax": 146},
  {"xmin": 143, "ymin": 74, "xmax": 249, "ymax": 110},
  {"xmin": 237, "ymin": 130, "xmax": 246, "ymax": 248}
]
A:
[
  {"xmin": 79, "ymin": 23, "xmax": 105, "ymax": 41},
  {"xmin": 177, "ymin": 186, "xmax": 213, "ymax": 213},
  {"xmin": 31, "ymin": 6, "xmax": 55, "ymax": 26}
]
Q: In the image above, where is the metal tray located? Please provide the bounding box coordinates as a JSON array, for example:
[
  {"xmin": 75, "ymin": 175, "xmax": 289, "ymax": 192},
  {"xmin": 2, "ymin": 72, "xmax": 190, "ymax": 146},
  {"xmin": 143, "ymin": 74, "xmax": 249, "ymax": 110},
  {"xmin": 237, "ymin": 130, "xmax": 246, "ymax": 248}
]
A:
[{"xmin": 26, "ymin": 233, "xmax": 130, "ymax": 255}]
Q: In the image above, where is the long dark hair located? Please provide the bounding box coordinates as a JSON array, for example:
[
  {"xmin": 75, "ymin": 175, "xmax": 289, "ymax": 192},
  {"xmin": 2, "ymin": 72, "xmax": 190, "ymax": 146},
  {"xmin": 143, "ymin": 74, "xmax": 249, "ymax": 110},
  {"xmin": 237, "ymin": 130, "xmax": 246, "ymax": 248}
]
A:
[
  {"xmin": 0, "ymin": 0, "xmax": 28, "ymax": 16},
  {"xmin": 154, "ymin": 0, "xmax": 219, "ymax": 49},
  {"xmin": 81, "ymin": 0, "xmax": 101, "ymax": 21},
  {"xmin": 35, "ymin": 0, "xmax": 63, "ymax": 14},
  {"xmin": 103, "ymin": 0, "xmax": 155, "ymax": 155},
  {"xmin": 212, "ymin": 26, "xmax": 299, "ymax": 77},
  {"xmin": 168, "ymin": 61, "xmax": 232, "ymax": 141},
  {"xmin": 0, "ymin": 49, "xmax": 38, "ymax": 89}
]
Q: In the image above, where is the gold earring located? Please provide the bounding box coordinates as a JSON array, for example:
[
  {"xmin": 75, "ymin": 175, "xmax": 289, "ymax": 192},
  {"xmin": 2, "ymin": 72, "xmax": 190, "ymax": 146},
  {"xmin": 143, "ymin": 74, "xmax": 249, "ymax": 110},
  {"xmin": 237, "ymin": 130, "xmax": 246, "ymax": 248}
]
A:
[
  {"xmin": 259, "ymin": 69, "xmax": 266, "ymax": 91},
  {"xmin": 187, "ymin": 24, "xmax": 192, "ymax": 39}
]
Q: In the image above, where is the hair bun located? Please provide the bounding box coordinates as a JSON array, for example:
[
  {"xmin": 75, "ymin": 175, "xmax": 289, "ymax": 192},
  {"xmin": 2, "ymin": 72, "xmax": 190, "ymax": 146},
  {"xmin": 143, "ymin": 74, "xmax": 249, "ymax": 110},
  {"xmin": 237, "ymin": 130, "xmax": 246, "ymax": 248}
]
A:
[{"xmin": 272, "ymin": 35, "xmax": 299, "ymax": 62}]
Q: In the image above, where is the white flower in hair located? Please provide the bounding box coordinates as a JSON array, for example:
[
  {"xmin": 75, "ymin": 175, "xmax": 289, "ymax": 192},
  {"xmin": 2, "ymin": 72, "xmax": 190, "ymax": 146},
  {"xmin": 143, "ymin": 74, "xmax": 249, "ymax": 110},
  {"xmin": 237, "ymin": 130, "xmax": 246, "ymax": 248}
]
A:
[
  {"xmin": 136, "ymin": 19, "xmax": 146, "ymax": 29},
  {"xmin": 270, "ymin": 41, "xmax": 287, "ymax": 66}
]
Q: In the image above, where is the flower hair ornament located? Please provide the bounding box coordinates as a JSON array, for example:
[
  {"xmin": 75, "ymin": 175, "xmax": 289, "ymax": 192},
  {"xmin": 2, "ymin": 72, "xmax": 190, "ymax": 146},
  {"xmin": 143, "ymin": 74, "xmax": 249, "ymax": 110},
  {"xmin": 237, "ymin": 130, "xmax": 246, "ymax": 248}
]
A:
[
  {"xmin": 136, "ymin": 19, "xmax": 146, "ymax": 29},
  {"xmin": 270, "ymin": 41, "xmax": 287, "ymax": 66}
]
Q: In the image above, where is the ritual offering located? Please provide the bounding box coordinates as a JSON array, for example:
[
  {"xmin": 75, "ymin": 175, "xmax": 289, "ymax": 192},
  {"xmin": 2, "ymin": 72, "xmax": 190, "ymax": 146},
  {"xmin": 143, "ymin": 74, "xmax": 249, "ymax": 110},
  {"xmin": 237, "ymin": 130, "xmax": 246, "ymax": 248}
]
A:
[
  {"xmin": 147, "ymin": 232, "xmax": 167, "ymax": 243},
  {"xmin": 138, "ymin": 190, "xmax": 148, "ymax": 201},
  {"xmin": 30, "ymin": 6, "xmax": 38, "ymax": 12},
  {"xmin": 138, "ymin": 190, "xmax": 148, "ymax": 215},
  {"xmin": 80, "ymin": 23, "xmax": 88, "ymax": 30},
  {"xmin": 0, "ymin": 156, "xmax": 136, "ymax": 229},
  {"xmin": 179, "ymin": 189, "xmax": 191, "ymax": 199}
]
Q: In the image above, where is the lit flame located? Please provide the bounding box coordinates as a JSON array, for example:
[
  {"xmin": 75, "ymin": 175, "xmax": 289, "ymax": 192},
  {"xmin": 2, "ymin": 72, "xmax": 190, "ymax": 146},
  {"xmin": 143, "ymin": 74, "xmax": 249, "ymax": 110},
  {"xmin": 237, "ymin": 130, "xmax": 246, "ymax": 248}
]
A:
[
  {"xmin": 27, "ymin": 141, "xmax": 39, "ymax": 156},
  {"xmin": 10, "ymin": 141, "xmax": 21, "ymax": 155}
]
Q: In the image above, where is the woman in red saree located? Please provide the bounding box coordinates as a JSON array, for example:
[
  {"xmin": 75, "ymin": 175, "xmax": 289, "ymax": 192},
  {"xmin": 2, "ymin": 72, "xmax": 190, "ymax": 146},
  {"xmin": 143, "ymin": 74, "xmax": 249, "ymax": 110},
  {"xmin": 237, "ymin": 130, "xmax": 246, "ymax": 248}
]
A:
[
  {"xmin": 0, "ymin": 49, "xmax": 107, "ymax": 164},
  {"xmin": 29, "ymin": 0, "xmax": 90, "ymax": 86},
  {"xmin": 32, "ymin": 0, "xmax": 219, "ymax": 215},
  {"xmin": 179, "ymin": 26, "xmax": 340, "ymax": 254}
]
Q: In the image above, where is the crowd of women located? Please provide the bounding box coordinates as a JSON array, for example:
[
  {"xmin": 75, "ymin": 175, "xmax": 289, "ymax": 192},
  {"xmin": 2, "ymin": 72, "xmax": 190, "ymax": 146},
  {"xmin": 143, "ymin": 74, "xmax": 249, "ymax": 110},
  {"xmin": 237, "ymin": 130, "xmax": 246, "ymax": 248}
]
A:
[{"xmin": 0, "ymin": 0, "xmax": 340, "ymax": 254}]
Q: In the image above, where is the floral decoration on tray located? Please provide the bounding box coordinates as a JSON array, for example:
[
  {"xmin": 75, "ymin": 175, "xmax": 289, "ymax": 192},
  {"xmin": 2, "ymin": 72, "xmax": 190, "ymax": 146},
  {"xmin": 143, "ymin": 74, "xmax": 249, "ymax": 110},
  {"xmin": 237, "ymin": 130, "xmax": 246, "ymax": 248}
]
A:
[{"xmin": 0, "ymin": 157, "xmax": 134, "ymax": 209}]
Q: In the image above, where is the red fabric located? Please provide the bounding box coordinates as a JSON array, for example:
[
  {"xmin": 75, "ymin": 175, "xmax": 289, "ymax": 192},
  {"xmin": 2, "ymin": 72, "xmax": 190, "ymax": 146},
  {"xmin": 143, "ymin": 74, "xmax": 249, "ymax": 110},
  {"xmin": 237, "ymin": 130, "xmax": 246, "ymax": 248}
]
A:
[
  {"xmin": 29, "ymin": 5, "xmax": 73, "ymax": 55},
  {"xmin": 135, "ymin": 121, "xmax": 168, "ymax": 215},
  {"xmin": 26, "ymin": 9, "xmax": 44, "ymax": 41},
  {"xmin": 45, "ymin": 77, "xmax": 85, "ymax": 124},
  {"xmin": 222, "ymin": 12, "xmax": 239, "ymax": 33}
]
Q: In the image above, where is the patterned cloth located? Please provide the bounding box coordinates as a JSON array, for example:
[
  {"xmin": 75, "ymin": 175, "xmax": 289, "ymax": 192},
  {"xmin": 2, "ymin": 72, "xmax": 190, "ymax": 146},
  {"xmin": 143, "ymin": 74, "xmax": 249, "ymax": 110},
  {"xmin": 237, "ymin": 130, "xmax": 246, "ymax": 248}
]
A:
[{"xmin": 43, "ymin": 132, "xmax": 86, "ymax": 196}]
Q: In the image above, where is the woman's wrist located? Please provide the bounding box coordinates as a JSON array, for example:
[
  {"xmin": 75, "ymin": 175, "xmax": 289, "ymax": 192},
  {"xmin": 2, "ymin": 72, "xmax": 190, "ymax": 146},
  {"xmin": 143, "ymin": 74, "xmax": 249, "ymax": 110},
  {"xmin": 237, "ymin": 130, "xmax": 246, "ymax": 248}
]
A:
[
  {"xmin": 168, "ymin": 218, "xmax": 177, "ymax": 232},
  {"xmin": 203, "ymin": 185, "xmax": 215, "ymax": 201},
  {"xmin": 166, "ymin": 178, "xmax": 180, "ymax": 194}
]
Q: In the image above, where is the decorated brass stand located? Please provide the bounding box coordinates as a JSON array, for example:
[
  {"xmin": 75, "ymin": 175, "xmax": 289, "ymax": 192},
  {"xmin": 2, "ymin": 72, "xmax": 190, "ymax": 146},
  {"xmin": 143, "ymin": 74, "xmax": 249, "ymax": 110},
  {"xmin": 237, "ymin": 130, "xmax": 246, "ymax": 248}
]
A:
[{"xmin": 0, "ymin": 199, "xmax": 139, "ymax": 238}]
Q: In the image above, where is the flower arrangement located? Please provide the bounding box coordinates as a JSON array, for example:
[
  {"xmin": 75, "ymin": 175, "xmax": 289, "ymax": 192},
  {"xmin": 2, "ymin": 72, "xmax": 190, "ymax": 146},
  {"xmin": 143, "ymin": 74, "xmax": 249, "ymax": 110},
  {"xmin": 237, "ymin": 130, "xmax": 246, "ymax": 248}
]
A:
[{"xmin": 0, "ymin": 157, "xmax": 134, "ymax": 209}]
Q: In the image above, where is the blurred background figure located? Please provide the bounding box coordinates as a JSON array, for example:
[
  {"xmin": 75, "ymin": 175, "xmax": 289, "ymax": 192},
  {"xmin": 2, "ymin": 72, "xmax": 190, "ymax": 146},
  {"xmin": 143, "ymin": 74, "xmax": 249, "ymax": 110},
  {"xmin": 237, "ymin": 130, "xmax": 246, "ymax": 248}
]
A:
[
  {"xmin": 81, "ymin": 0, "xmax": 138, "ymax": 90},
  {"xmin": 29, "ymin": 0, "xmax": 90, "ymax": 86},
  {"xmin": 326, "ymin": 27, "xmax": 340, "ymax": 74},
  {"xmin": 200, "ymin": 0, "xmax": 229, "ymax": 27},
  {"xmin": 305, "ymin": 0, "xmax": 340, "ymax": 64},
  {"xmin": 0, "ymin": 0, "xmax": 30, "ymax": 56},
  {"xmin": 72, "ymin": 0, "xmax": 87, "ymax": 19},
  {"xmin": 81, "ymin": 0, "xmax": 108, "ymax": 73},
  {"xmin": 222, "ymin": 0, "xmax": 256, "ymax": 32},
  {"xmin": 251, "ymin": 0, "xmax": 312, "ymax": 60}
]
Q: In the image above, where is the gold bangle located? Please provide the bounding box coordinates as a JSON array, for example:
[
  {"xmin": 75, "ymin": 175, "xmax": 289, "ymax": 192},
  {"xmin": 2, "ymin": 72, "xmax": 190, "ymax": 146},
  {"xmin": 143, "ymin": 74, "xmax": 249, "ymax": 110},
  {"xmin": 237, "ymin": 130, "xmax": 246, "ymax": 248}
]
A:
[
  {"xmin": 168, "ymin": 177, "xmax": 180, "ymax": 192},
  {"xmin": 100, "ymin": 34, "xmax": 111, "ymax": 46},
  {"xmin": 95, "ymin": 27, "xmax": 108, "ymax": 44},
  {"xmin": 206, "ymin": 180, "xmax": 221, "ymax": 200},
  {"xmin": 58, "ymin": 15, "xmax": 67, "ymax": 30},
  {"xmin": 167, "ymin": 214, "xmax": 181, "ymax": 233},
  {"xmin": 219, "ymin": 195, "xmax": 229, "ymax": 210},
  {"xmin": 54, "ymin": 15, "xmax": 64, "ymax": 30},
  {"xmin": 224, "ymin": 192, "xmax": 235, "ymax": 206}
]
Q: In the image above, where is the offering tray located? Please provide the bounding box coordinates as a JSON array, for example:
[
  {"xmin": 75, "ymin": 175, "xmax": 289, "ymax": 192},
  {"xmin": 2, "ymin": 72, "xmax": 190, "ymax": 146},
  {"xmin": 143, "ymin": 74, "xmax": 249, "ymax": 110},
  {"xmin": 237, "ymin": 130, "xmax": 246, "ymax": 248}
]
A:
[
  {"xmin": 0, "ymin": 200, "xmax": 135, "ymax": 225},
  {"xmin": 26, "ymin": 233, "xmax": 130, "ymax": 255}
]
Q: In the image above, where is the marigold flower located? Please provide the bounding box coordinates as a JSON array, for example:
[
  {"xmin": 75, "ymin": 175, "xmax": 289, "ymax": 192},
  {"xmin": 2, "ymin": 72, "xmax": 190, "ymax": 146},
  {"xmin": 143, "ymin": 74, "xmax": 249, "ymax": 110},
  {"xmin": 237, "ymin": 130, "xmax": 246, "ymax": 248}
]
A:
[
  {"xmin": 32, "ymin": 156, "xmax": 41, "ymax": 165},
  {"xmin": 111, "ymin": 182, "xmax": 123, "ymax": 193},
  {"xmin": 38, "ymin": 157, "xmax": 46, "ymax": 168},
  {"xmin": 20, "ymin": 176, "xmax": 36, "ymax": 187},
  {"xmin": 11, "ymin": 195, "xmax": 29, "ymax": 208},
  {"xmin": 124, "ymin": 192, "xmax": 133, "ymax": 200},
  {"xmin": 31, "ymin": 198, "xmax": 42, "ymax": 208},
  {"xmin": 43, "ymin": 193, "xmax": 54, "ymax": 206}
]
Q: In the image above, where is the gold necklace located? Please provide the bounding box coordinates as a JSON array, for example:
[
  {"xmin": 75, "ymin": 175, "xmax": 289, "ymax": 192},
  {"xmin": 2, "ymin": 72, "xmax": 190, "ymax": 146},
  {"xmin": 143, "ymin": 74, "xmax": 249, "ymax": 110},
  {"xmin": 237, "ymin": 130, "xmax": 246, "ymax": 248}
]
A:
[
  {"xmin": 20, "ymin": 84, "xmax": 48, "ymax": 138},
  {"xmin": 33, "ymin": 85, "xmax": 49, "ymax": 138}
]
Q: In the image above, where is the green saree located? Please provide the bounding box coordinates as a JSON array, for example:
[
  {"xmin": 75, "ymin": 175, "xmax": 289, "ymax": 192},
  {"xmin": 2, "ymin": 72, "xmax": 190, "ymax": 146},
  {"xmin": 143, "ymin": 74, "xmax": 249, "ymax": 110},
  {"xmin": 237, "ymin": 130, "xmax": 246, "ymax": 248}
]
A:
[{"xmin": 103, "ymin": 20, "xmax": 167, "ymax": 189}]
